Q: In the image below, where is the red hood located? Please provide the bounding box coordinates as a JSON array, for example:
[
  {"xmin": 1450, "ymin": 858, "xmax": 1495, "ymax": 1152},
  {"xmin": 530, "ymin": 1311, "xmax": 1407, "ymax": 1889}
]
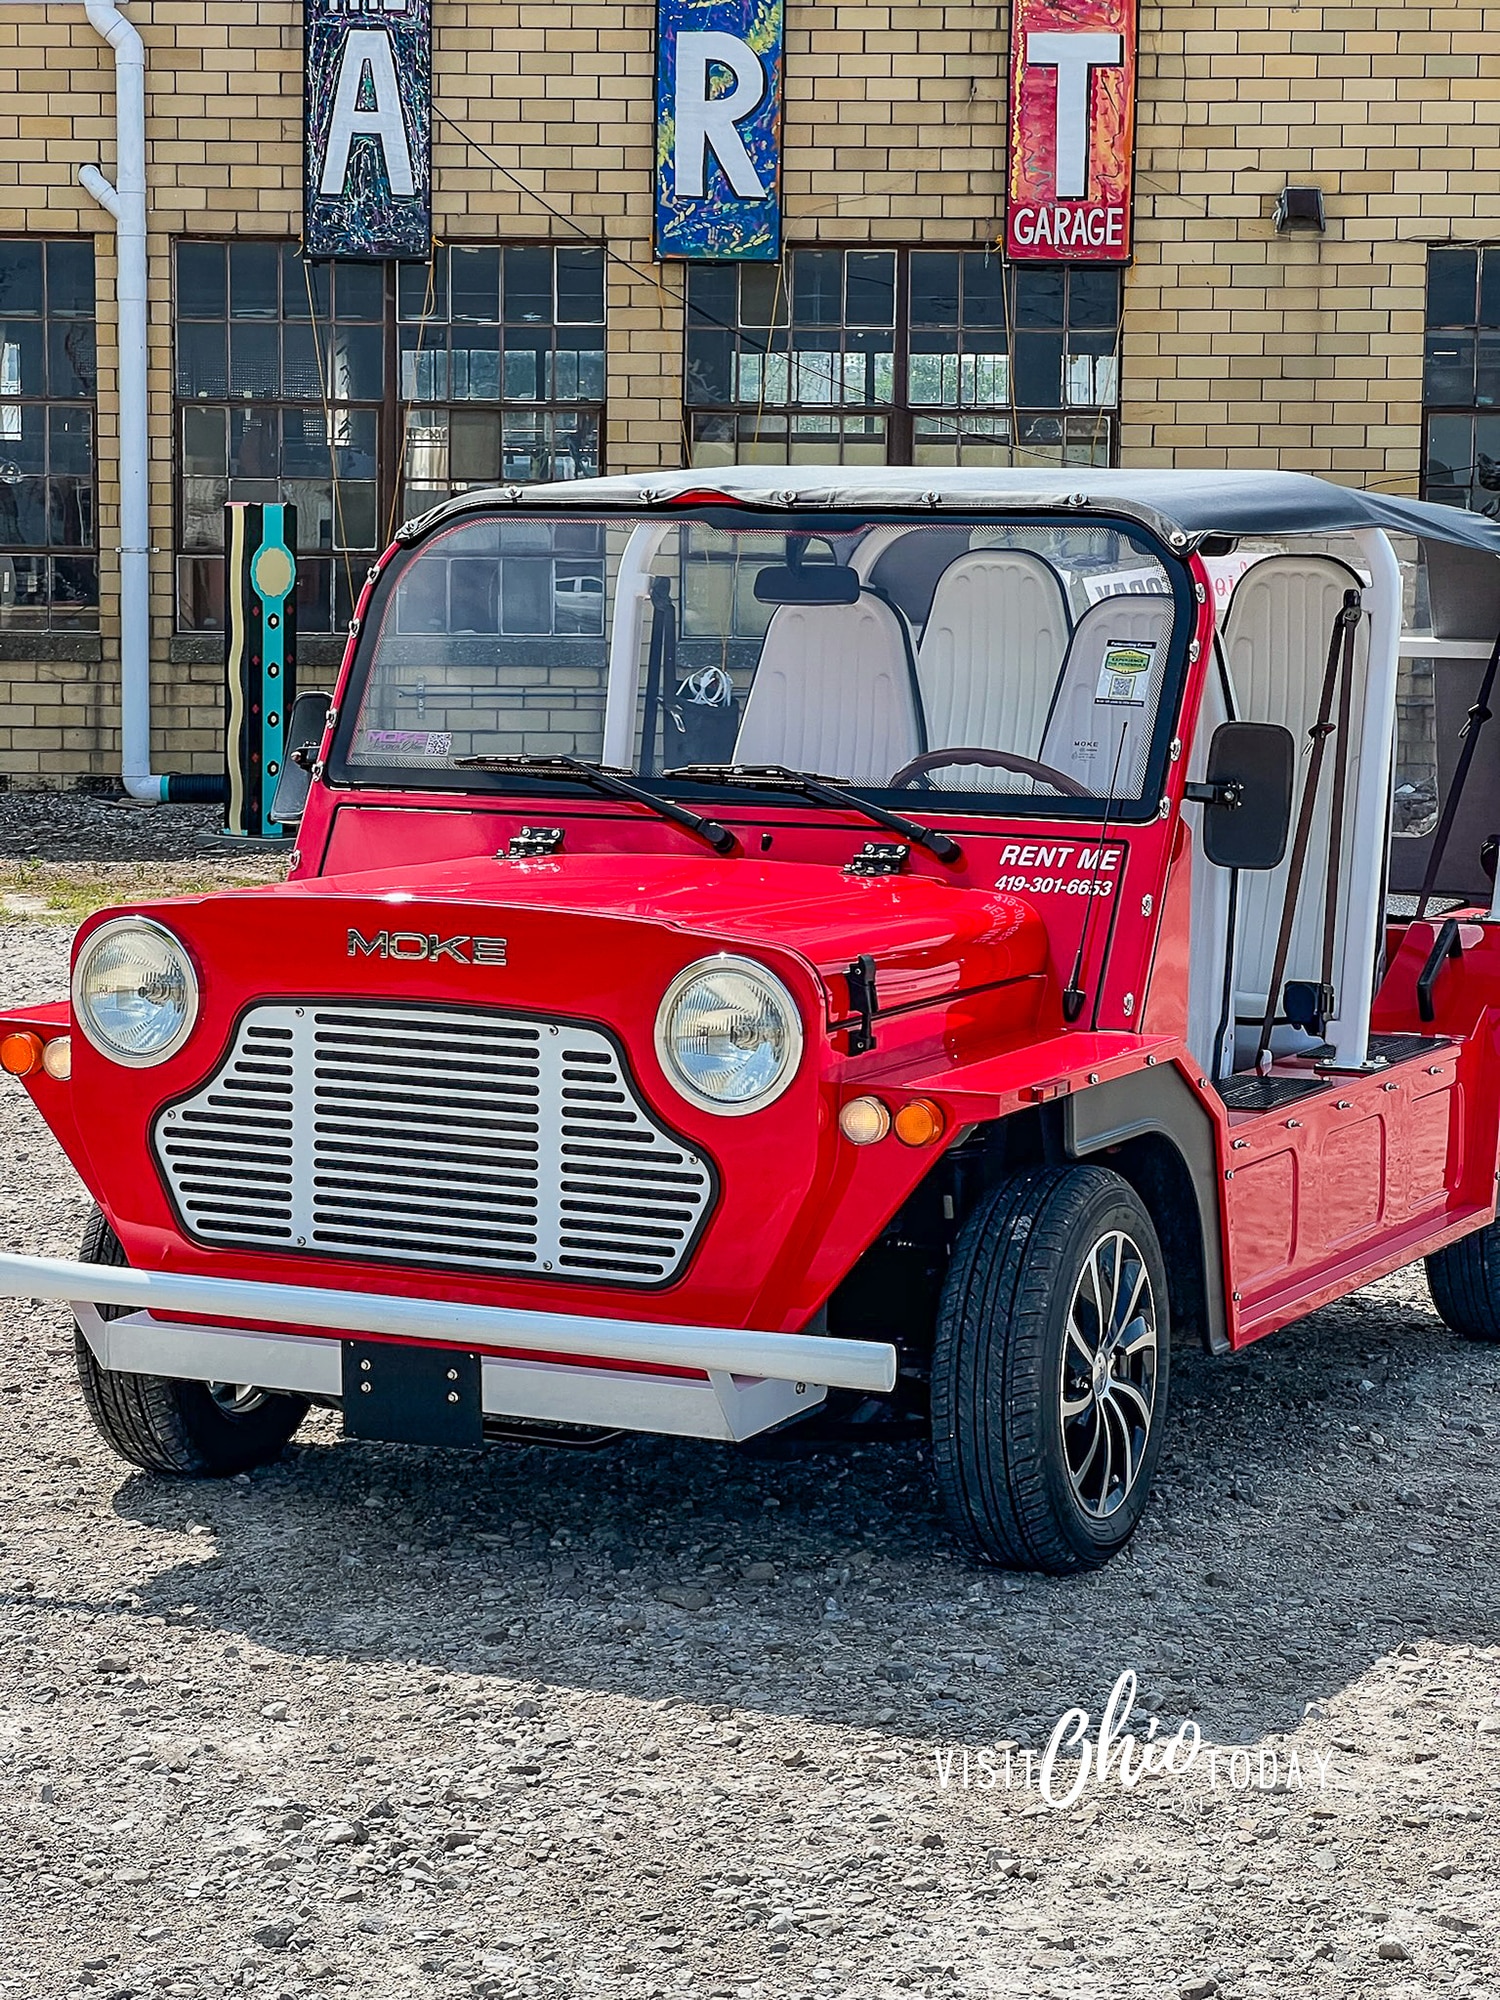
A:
[{"xmin": 250, "ymin": 850, "xmax": 1048, "ymax": 1014}]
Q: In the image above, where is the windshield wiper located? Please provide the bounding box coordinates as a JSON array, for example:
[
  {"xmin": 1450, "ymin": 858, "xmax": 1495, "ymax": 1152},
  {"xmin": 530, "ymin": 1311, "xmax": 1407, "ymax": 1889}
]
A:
[
  {"xmin": 663, "ymin": 763, "xmax": 962, "ymax": 865},
  {"xmin": 452, "ymin": 755, "xmax": 736, "ymax": 855}
]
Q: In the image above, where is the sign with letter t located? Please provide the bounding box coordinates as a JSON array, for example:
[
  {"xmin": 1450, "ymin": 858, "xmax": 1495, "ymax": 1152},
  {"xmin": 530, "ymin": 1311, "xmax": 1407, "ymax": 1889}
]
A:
[{"xmin": 1006, "ymin": 0, "xmax": 1137, "ymax": 263}]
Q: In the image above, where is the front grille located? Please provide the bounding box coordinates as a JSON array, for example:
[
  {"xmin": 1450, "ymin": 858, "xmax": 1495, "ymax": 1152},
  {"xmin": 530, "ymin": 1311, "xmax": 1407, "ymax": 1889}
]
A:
[{"xmin": 152, "ymin": 1003, "xmax": 715, "ymax": 1286}]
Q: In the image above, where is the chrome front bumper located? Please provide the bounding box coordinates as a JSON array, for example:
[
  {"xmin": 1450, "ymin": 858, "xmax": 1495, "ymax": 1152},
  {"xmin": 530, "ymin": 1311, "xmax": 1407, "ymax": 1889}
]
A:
[{"xmin": 2, "ymin": 1252, "xmax": 897, "ymax": 1444}]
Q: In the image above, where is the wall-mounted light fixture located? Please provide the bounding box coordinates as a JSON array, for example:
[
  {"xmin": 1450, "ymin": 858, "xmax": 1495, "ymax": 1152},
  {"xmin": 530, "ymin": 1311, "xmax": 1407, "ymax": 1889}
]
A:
[{"xmin": 1274, "ymin": 186, "xmax": 1326, "ymax": 233}]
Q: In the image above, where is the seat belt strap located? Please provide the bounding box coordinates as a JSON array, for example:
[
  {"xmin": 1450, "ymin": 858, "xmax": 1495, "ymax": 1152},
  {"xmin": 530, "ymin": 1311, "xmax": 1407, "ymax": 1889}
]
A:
[
  {"xmin": 1414, "ymin": 625, "xmax": 1500, "ymax": 919},
  {"xmin": 1254, "ymin": 590, "xmax": 1362, "ymax": 1071},
  {"xmin": 639, "ymin": 574, "xmax": 675, "ymax": 780},
  {"xmin": 1319, "ymin": 602, "xmax": 1360, "ymax": 995}
]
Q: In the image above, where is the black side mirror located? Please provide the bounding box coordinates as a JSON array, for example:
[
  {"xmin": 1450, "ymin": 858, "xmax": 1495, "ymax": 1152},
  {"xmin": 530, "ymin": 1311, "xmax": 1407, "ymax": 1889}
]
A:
[
  {"xmin": 269, "ymin": 689, "xmax": 333, "ymax": 829},
  {"xmin": 1187, "ymin": 721, "xmax": 1295, "ymax": 871}
]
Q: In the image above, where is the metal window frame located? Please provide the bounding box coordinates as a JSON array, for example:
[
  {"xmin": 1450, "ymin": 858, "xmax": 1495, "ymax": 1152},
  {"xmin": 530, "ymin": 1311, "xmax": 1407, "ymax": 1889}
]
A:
[
  {"xmin": 0, "ymin": 233, "xmax": 100, "ymax": 634},
  {"xmin": 171, "ymin": 238, "xmax": 609, "ymax": 636},
  {"xmin": 684, "ymin": 249, "xmax": 1122, "ymax": 468}
]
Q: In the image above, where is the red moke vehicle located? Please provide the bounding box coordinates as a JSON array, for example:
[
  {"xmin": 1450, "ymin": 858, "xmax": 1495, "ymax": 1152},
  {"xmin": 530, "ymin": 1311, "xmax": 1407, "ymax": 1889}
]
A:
[{"xmin": 7, "ymin": 467, "xmax": 1500, "ymax": 1575}]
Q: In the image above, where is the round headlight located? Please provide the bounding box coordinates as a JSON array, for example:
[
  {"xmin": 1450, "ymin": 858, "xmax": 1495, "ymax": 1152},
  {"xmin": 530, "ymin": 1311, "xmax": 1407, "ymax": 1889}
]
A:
[
  {"xmin": 72, "ymin": 918, "xmax": 199, "ymax": 1067},
  {"xmin": 655, "ymin": 956, "xmax": 803, "ymax": 1115}
]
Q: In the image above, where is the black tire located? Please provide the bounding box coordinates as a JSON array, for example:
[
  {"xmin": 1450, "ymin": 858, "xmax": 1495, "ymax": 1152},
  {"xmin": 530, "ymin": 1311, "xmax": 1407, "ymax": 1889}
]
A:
[
  {"xmin": 931, "ymin": 1165, "xmax": 1170, "ymax": 1574},
  {"xmin": 73, "ymin": 1207, "xmax": 310, "ymax": 1475},
  {"xmin": 1426, "ymin": 1221, "xmax": 1500, "ymax": 1342}
]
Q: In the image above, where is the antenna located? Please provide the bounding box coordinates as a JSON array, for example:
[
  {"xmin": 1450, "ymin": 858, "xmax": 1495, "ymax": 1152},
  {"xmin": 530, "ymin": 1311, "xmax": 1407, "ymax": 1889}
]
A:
[{"xmin": 1060, "ymin": 722, "xmax": 1129, "ymax": 1025}]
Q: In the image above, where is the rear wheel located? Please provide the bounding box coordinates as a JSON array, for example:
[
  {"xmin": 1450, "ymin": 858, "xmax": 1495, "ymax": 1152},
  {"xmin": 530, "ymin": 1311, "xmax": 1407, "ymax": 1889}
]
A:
[
  {"xmin": 1426, "ymin": 1221, "xmax": 1500, "ymax": 1342},
  {"xmin": 73, "ymin": 1207, "xmax": 310, "ymax": 1475},
  {"xmin": 931, "ymin": 1165, "xmax": 1169, "ymax": 1573}
]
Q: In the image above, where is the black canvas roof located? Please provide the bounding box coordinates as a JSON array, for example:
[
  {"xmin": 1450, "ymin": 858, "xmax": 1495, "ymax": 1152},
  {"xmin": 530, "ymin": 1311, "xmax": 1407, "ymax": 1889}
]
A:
[{"xmin": 402, "ymin": 465, "xmax": 1500, "ymax": 557}]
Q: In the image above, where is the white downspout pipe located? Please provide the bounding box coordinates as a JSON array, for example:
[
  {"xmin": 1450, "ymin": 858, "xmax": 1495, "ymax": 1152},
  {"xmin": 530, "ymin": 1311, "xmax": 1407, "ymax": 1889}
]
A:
[{"xmin": 79, "ymin": 1, "xmax": 161, "ymax": 800}]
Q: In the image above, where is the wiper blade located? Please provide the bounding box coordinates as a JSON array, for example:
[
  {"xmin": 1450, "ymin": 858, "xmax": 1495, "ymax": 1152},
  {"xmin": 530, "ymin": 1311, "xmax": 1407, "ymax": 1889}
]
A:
[
  {"xmin": 452, "ymin": 755, "xmax": 736, "ymax": 856},
  {"xmin": 663, "ymin": 763, "xmax": 962, "ymax": 865}
]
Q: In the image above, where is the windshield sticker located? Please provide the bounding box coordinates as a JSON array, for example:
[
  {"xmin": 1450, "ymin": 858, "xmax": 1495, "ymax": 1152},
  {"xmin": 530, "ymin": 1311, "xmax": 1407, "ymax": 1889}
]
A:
[
  {"xmin": 1096, "ymin": 644, "xmax": 1160, "ymax": 708},
  {"xmin": 362, "ymin": 729, "xmax": 454, "ymax": 758},
  {"xmin": 1095, "ymin": 641, "xmax": 1156, "ymax": 706}
]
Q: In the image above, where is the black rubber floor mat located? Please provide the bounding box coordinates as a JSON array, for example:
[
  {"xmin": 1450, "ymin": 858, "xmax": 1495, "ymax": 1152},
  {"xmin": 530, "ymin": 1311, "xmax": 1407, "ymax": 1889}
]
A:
[
  {"xmin": 1212, "ymin": 1073, "xmax": 1329, "ymax": 1113},
  {"xmin": 1365, "ymin": 1033, "xmax": 1442, "ymax": 1065}
]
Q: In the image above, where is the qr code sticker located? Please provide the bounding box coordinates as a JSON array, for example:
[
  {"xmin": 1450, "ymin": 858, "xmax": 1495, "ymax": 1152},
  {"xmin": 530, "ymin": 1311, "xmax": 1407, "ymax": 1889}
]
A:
[{"xmin": 1094, "ymin": 640, "xmax": 1155, "ymax": 707}]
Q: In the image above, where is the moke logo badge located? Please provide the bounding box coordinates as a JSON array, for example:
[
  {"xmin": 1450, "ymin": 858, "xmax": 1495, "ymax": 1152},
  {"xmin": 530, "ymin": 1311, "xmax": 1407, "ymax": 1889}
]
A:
[{"xmin": 347, "ymin": 928, "xmax": 507, "ymax": 966}]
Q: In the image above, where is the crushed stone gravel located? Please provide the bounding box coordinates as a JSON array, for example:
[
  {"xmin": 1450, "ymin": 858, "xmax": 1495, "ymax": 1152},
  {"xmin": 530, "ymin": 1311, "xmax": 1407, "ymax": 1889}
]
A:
[{"xmin": 1, "ymin": 865, "xmax": 1499, "ymax": 1999}]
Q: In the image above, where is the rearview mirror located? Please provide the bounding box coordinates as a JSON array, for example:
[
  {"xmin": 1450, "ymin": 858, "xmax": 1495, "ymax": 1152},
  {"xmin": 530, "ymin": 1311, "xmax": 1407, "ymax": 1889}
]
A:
[
  {"xmin": 753, "ymin": 565, "xmax": 861, "ymax": 606},
  {"xmin": 269, "ymin": 689, "xmax": 333, "ymax": 829},
  {"xmin": 1190, "ymin": 721, "xmax": 1295, "ymax": 871}
]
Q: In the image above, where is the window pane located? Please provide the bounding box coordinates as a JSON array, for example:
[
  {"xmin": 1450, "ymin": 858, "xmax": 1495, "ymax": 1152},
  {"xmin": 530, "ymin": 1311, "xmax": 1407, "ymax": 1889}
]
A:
[
  {"xmin": 1014, "ymin": 267, "xmax": 1065, "ymax": 328},
  {"xmin": 282, "ymin": 321, "xmax": 322, "ymax": 397},
  {"xmin": 1428, "ymin": 248, "xmax": 1478, "ymax": 328},
  {"xmin": 739, "ymin": 263, "xmax": 788, "ymax": 328},
  {"xmin": 450, "ymin": 246, "xmax": 500, "ymax": 322},
  {"xmin": 0, "ymin": 241, "xmax": 42, "ymax": 316},
  {"xmin": 688, "ymin": 263, "xmax": 737, "ymax": 329},
  {"xmin": 556, "ymin": 247, "xmax": 604, "ymax": 324},
  {"xmin": 0, "ymin": 321, "xmax": 44, "ymax": 397},
  {"xmin": 49, "ymin": 404, "xmax": 94, "ymax": 476},
  {"xmin": 48, "ymin": 319, "xmax": 95, "ymax": 397},
  {"xmin": 49, "ymin": 555, "xmax": 98, "ymax": 626},
  {"xmin": 177, "ymin": 321, "xmax": 227, "ymax": 398},
  {"xmin": 504, "ymin": 247, "xmax": 553, "ymax": 324},
  {"xmin": 229, "ymin": 407, "xmax": 279, "ymax": 478},
  {"xmin": 792, "ymin": 251, "xmax": 842, "ymax": 326},
  {"xmin": 398, "ymin": 254, "xmax": 447, "ymax": 323},
  {"xmin": 1425, "ymin": 330, "xmax": 1475, "ymax": 405},
  {"xmin": 229, "ymin": 240, "xmax": 280, "ymax": 319},
  {"xmin": 177, "ymin": 242, "xmax": 227, "ymax": 319},
  {"xmin": 327, "ymin": 324, "xmax": 384, "ymax": 401},
  {"xmin": 450, "ymin": 407, "xmax": 501, "ymax": 483},
  {"xmin": 228, "ymin": 322, "xmax": 279, "ymax": 398},
  {"xmin": 1014, "ymin": 330, "xmax": 1063, "ymax": 405},
  {"xmin": 911, "ymin": 253, "xmax": 960, "ymax": 328},
  {"xmin": 0, "ymin": 552, "xmax": 47, "ymax": 624},
  {"xmin": 845, "ymin": 253, "xmax": 895, "ymax": 328},
  {"xmin": 46, "ymin": 241, "xmax": 94, "ymax": 317},
  {"xmin": 1068, "ymin": 266, "xmax": 1121, "ymax": 330},
  {"xmin": 962, "ymin": 252, "xmax": 1007, "ymax": 329},
  {"xmin": 335, "ymin": 262, "xmax": 384, "ymax": 322}
]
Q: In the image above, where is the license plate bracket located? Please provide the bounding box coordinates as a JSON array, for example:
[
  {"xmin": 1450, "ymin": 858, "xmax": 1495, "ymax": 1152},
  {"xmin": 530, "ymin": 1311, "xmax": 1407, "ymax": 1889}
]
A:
[{"xmin": 342, "ymin": 1340, "xmax": 483, "ymax": 1447}]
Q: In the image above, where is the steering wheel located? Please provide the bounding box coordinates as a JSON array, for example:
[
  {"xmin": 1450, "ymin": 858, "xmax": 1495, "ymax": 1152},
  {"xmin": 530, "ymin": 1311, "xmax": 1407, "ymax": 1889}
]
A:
[{"xmin": 888, "ymin": 746, "xmax": 1093, "ymax": 798}]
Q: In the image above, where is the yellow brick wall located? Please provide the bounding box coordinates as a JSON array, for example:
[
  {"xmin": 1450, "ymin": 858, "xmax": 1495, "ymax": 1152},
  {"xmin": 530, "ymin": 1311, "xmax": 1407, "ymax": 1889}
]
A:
[{"xmin": 0, "ymin": 0, "xmax": 1489, "ymax": 782}]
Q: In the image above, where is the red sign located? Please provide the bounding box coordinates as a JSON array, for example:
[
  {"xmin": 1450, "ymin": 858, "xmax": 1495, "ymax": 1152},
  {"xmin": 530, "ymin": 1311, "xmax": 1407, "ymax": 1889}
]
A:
[{"xmin": 1006, "ymin": 0, "xmax": 1137, "ymax": 263}]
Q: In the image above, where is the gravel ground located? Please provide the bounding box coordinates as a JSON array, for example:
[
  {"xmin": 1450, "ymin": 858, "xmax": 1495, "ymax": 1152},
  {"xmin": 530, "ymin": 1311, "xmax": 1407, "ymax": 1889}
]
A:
[{"xmin": 3, "ymin": 866, "xmax": 1500, "ymax": 2000}]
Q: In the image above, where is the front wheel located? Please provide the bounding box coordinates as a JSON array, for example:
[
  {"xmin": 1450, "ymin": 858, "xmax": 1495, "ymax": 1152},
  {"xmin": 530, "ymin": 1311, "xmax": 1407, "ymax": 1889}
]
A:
[
  {"xmin": 931, "ymin": 1165, "xmax": 1170, "ymax": 1574},
  {"xmin": 73, "ymin": 1207, "xmax": 310, "ymax": 1476}
]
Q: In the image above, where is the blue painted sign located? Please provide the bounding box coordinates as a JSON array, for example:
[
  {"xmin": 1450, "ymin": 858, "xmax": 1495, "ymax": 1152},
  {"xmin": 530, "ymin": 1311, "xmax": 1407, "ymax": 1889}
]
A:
[
  {"xmin": 304, "ymin": 0, "xmax": 432, "ymax": 260},
  {"xmin": 656, "ymin": 0, "xmax": 783, "ymax": 261}
]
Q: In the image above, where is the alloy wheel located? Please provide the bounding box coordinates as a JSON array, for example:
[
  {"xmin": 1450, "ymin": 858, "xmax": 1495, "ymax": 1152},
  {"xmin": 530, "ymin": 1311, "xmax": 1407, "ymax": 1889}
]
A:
[{"xmin": 1059, "ymin": 1228, "xmax": 1159, "ymax": 1519}]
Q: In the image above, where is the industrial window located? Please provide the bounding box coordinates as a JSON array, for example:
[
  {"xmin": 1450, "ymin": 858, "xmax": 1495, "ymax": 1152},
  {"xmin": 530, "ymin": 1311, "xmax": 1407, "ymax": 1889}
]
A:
[
  {"xmin": 1422, "ymin": 246, "xmax": 1500, "ymax": 516},
  {"xmin": 0, "ymin": 239, "xmax": 97, "ymax": 631},
  {"xmin": 685, "ymin": 250, "xmax": 1120, "ymax": 469},
  {"xmin": 172, "ymin": 241, "xmax": 606, "ymax": 636}
]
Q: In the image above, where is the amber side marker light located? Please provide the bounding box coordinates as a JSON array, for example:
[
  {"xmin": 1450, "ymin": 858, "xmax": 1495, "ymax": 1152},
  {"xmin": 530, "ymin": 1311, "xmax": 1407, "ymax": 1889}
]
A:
[
  {"xmin": 894, "ymin": 1098, "xmax": 945, "ymax": 1147},
  {"xmin": 838, "ymin": 1096, "xmax": 891, "ymax": 1145},
  {"xmin": 0, "ymin": 1032, "xmax": 43, "ymax": 1078},
  {"xmin": 42, "ymin": 1036, "xmax": 72, "ymax": 1081}
]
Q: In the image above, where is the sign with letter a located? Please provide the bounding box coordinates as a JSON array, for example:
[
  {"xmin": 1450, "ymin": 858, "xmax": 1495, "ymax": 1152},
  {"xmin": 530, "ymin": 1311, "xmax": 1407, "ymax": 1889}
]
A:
[
  {"xmin": 656, "ymin": 0, "xmax": 784, "ymax": 261},
  {"xmin": 305, "ymin": 0, "xmax": 432, "ymax": 260},
  {"xmin": 1006, "ymin": 0, "xmax": 1137, "ymax": 263}
]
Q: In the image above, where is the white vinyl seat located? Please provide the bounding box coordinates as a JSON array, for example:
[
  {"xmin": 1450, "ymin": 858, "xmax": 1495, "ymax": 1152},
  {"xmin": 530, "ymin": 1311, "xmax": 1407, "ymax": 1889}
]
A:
[
  {"xmin": 733, "ymin": 593, "xmax": 923, "ymax": 783},
  {"xmin": 1037, "ymin": 597, "xmax": 1175, "ymax": 796},
  {"xmin": 915, "ymin": 551, "xmax": 1072, "ymax": 791},
  {"xmin": 1222, "ymin": 554, "xmax": 1368, "ymax": 1067}
]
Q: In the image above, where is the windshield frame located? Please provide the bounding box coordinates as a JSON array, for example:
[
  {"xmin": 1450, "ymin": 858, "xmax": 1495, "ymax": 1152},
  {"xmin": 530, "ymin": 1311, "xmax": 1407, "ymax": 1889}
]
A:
[{"xmin": 325, "ymin": 504, "xmax": 1198, "ymax": 825}]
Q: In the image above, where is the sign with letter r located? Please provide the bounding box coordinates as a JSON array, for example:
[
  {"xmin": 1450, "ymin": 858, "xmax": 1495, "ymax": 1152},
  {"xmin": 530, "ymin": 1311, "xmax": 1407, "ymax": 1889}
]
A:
[{"xmin": 656, "ymin": 0, "xmax": 784, "ymax": 261}]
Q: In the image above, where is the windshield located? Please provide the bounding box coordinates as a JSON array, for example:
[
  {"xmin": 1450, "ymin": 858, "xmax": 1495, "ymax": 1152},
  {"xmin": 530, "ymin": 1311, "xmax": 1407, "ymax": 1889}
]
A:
[{"xmin": 336, "ymin": 510, "xmax": 1189, "ymax": 817}]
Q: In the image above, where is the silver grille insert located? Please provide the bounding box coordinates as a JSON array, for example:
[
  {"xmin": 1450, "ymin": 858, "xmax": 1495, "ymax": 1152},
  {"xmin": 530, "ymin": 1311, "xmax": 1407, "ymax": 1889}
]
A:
[{"xmin": 153, "ymin": 1003, "xmax": 715, "ymax": 1285}]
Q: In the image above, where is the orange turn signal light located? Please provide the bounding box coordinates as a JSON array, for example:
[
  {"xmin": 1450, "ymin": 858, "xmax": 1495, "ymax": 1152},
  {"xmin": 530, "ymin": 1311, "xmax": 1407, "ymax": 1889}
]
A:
[
  {"xmin": 894, "ymin": 1098, "xmax": 945, "ymax": 1147},
  {"xmin": 0, "ymin": 1031, "xmax": 43, "ymax": 1078}
]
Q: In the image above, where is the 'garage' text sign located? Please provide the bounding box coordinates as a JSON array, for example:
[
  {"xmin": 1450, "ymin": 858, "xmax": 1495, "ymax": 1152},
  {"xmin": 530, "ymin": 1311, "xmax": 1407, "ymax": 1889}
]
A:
[
  {"xmin": 1006, "ymin": 0, "xmax": 1137, "ymax": 263},
  {"xmin": 304, "ymin": 0, "xmax": 432, "ymax": 260}
]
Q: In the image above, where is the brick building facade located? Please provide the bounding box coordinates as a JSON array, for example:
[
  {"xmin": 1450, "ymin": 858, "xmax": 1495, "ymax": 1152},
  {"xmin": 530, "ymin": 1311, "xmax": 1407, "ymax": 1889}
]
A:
[{"xmin": 1, "ymin": 1, "xmax": 1497, "ymax": 784}]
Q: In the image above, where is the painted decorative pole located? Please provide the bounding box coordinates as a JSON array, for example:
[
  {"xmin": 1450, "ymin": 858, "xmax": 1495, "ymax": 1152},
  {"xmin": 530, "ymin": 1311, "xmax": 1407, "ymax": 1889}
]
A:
[{"xmin": 222, "ymin": 501, "xmax": 298, "ymax": 844}]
